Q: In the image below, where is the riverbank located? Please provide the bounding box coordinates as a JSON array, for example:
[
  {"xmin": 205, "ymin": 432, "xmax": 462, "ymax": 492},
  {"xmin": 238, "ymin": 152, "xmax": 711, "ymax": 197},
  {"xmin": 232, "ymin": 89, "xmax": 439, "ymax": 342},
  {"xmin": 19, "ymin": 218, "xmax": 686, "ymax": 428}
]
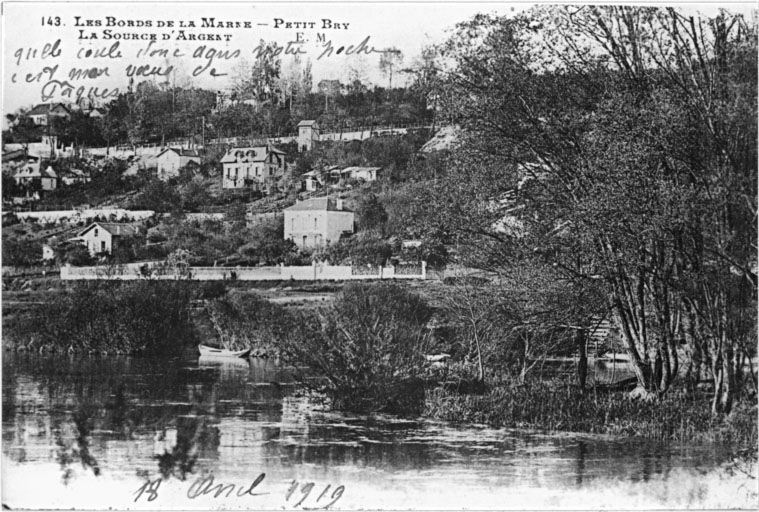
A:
[
  {"xmin": 424, "ymin": 381, "xmax": 758, "ymax": 447},
  {"xmin": 2, "ymin": 281, "xmax": 197, "ymax": 355}
]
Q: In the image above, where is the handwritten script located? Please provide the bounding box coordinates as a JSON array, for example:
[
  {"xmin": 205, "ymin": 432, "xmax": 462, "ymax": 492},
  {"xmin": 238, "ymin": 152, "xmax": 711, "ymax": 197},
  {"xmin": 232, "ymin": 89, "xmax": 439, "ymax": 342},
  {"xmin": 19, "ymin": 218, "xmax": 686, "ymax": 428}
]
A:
[
  {"xmin": 134, "ymin": 475, "xmax": 345, "ymax": 509},
  {"xmin": 10, "ymin": 14, "xmax": 395, "ymax": 103}
]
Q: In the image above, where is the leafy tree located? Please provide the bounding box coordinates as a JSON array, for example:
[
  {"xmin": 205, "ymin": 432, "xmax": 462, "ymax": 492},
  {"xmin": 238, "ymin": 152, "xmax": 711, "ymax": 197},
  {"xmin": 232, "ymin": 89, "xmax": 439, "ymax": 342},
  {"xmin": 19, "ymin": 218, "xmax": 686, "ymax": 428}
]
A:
[
  {"xmin": 431, "ymin": 6, "xmax": 757, "ymax": 408},
  {"xmin": 355, "ymin": 193, "xmax": 388, "ymax": 231},
  {"xmin": 237, "ymin": 217, "xmax": 298, "ymax": 265},
  {"xmin": 54, "ymin": 241, "xmax": 93, "ymax": 266},
  {"xmin": 2, "ymin": 238, "xmax": 42, "ymax": 267}
]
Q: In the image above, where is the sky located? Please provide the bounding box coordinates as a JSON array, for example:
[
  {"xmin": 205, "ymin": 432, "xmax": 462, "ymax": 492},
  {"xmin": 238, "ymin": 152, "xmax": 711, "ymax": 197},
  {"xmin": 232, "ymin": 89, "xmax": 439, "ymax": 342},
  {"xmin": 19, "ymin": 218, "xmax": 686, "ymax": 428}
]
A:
[
  {"xmin": 1, "ymin": 2, "xmax": 525, "ymax": 117},
  {"xmin": 2, "ymin": 1, "xmax": 756, "ymax": 120}
]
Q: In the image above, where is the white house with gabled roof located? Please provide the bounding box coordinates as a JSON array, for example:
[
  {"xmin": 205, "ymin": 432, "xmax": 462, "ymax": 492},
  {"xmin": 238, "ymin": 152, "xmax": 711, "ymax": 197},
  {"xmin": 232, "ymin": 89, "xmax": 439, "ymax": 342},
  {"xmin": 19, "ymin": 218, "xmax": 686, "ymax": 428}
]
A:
[
  {"xmin": 153, "ymin": 148, "xmax": 201, "ymax": 181},
  {"xmin": 69, "ymin": 222, "xmax": 141, "ymax": 256}
]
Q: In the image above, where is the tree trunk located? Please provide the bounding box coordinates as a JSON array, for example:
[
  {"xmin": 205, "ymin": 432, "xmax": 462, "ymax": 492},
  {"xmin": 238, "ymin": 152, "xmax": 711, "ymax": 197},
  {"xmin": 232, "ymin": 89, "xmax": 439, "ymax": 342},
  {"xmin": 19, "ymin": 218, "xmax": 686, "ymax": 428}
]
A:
[{"xmin": 577, "ymin": 329, "xmax": 588, "ymax": 392}]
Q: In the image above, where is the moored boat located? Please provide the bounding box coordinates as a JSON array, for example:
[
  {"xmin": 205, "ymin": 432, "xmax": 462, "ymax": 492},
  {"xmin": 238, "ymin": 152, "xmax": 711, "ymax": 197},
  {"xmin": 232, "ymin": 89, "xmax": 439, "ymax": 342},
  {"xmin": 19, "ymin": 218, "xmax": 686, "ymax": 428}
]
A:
[{"xmin": 198, "ymin": 344, "xmax": 251, "ymax": 358}]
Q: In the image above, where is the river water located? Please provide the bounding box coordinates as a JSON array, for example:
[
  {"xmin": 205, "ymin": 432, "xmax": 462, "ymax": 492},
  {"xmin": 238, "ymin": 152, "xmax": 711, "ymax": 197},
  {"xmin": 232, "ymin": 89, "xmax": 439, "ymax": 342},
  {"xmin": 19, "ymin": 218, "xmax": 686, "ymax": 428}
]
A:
[{"xmin": 2, "ymin": 353, "xmax": 755, "ymax": 510}]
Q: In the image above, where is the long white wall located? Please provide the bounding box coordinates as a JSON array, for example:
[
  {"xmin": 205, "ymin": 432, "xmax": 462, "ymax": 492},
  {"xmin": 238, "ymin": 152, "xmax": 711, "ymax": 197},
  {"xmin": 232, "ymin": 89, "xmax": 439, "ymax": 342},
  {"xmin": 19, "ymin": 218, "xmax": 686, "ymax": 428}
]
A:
[{"xmin": 60, "ymin": 262, "xmax": 427, "ymax": 281}]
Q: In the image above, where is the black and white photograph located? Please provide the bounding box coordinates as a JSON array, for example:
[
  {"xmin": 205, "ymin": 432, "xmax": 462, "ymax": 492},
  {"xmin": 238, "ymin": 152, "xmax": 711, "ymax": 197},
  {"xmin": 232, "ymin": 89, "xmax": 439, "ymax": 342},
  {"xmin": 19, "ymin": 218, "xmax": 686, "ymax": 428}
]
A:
[{"xmin": 1, "ymin": 1, "xmax": 757, "ymax": 509}]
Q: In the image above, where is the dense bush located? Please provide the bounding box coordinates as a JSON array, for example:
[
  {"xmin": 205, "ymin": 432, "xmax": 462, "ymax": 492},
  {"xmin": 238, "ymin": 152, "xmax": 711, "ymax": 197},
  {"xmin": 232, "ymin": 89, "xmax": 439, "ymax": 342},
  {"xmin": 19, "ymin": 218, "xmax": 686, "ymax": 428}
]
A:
[
  {"xmin": 313, "ymin": 233, "xmax": 392, "ymax": 266},
  {"xmin": 2, "ymin": 238, "xmax": 43, "ymax": 267},
  {"xmin": 355, "ymin": 192, "xmax": 388, "ymax": 232},
  {"xmin": 5, "ymin": 281, "xmax": 196, "ymax": 355},
  {"xmin": 278, "ymin": 283, "xmax": 433, "ymax": 413},
  {"xmin": 236, "ymin": 217, "xmax": 301, "ymax": 265},
  {"xmin": 205, "ymin": 291, "xmax": 292, "ymax": 352}
]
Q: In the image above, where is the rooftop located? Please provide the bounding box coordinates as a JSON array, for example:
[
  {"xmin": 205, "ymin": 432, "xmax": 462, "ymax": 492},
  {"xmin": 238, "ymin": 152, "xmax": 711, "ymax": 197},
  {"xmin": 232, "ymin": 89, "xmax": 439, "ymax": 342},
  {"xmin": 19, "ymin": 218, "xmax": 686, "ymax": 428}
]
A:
[
  {"xmin": 78, "ymin": 222, "xmax": 140, "ymax": 237},
  {"xmin": 157, "ymin": 147, "xmax": 200, "ymax": 158},
  {"xmin": 284, "ymin": 197, "xmax": 351, "ymax": 212},
  {"xmin": 27, "ymin": 103, "xmax": 70, "ymax": 116},
  {"xmin": 221, "ymin": 146, "xmax": 284, "ymax": 163}
]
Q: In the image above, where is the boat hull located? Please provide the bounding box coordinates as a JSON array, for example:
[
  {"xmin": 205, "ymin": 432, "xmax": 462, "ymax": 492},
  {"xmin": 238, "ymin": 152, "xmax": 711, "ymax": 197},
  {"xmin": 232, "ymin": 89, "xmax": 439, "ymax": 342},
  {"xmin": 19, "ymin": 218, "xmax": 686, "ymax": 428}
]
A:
[{"xmin": 198, "ymin": 344, "xmax": 251, "ymax": 358}]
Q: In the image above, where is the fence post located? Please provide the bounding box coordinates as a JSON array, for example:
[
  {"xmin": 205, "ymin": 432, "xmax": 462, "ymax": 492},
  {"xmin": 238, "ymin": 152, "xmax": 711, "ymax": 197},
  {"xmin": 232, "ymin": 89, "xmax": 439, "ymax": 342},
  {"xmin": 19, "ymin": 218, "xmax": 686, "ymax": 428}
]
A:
[{"xmin": 422, "ymin": 261, "xmax": 427, "ymax": 280}]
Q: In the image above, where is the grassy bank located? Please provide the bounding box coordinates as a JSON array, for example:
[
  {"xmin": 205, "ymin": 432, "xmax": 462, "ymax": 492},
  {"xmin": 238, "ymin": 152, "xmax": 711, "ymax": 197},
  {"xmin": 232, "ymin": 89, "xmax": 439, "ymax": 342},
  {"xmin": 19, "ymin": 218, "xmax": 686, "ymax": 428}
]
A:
[
  {"xmin": 424, "ymin": 380, "xmax": 758, "ymax": 446},
  {"xmin": 3, "ymin": 281, "xmax": 197, "ymax": 355}
]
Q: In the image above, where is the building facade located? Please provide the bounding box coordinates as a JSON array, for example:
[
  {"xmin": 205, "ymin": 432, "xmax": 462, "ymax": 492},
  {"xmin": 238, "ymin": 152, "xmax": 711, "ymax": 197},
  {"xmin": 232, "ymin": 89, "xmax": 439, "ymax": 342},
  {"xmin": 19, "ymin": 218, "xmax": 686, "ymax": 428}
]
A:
[
  {"xmin": 284, "ymin": 197, "xmax": 354, "ymax": 249},
  {"xmin": 70, "ymin": 222, "xmax": 140, "ymax": 256},
  {"xmin": 153, "ymin": 148, "xmax": 201, "ymax": 181},
  {"xmin": 14, "ymin": 164, "xmax": 58, "ymax": 191},
  {"xmin": 26, "ymin": 103, "xmax": 71, "ymax": 126},
  {"xmin": 220, "ymin": 146, "xmax": 286, "ymax": 192},
  {"xmin": 297, "ymin": 120, "xmax": 319, "ymax": 152}
]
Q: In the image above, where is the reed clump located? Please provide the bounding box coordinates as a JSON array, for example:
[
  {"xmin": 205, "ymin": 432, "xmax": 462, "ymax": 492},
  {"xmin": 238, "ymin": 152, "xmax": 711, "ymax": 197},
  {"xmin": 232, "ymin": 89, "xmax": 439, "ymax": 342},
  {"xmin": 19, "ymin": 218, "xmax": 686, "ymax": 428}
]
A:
[{"xmin": 424, "ymin": 380, "xmax": 758, "ymax": 445}]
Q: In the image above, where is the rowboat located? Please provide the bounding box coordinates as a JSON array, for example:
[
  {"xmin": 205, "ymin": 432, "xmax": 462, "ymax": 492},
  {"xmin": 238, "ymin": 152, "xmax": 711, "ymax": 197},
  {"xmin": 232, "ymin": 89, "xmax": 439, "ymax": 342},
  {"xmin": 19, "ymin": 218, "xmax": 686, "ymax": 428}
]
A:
[
  {"xmin": 598, "ymin": 352, "xmax": 632, "ymax": 363},
  {"xmin": 198, "ymin": 344, "xmax": 251, "ymax": 358}
]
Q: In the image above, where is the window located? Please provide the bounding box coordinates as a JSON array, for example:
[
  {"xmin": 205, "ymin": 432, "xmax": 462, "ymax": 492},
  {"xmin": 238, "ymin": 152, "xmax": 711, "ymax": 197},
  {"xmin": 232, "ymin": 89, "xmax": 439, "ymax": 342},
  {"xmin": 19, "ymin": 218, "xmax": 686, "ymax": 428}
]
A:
[
  {"xmin": 291, "ymin": 218, "xmax": 295, "ymax": 231},
  {"xmin": 314, "ymin": 217, "xmax": 318, "ymax": 229},
  {"xmin": 101, "ymin": 241, "xmax": 106, "ymax": 252},
  {"xmin": 94, "ymin": 228, "xmax": 98, "ymax": 237},
  {"xmin": 302, "ymin": 235, "xmax": 308, "ymax": 246}
]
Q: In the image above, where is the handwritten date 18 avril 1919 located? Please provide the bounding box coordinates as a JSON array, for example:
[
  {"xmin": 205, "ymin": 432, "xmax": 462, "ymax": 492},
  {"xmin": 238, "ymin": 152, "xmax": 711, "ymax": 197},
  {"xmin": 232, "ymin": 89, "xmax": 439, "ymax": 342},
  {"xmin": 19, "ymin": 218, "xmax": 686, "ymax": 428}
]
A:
[{"xmin": 134, "ymin": 474, "xmax": 345, "ymax": 509}]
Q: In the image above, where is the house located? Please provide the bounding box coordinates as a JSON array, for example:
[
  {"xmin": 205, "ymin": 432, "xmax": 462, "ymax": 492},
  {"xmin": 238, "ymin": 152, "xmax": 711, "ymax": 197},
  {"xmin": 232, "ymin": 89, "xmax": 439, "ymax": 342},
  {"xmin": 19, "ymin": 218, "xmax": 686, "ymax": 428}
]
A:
[
  {"xmin": 87, "ymin": 108, "xmax": 106, "ymax": 119},
  {"xmin": 69, "ymin": 222, "xmax": 141, "ymax": 256},
  {"xmin": 1, "ymin": 149, "xmax": 39, "ymax": 174},
  {"xmin": 220, "ymin": 145, "xmax": 287, "ymax": 192},
  {"xmin": 284, "ymin": 197, "xmax": 354, "ymax": 249},
  {"xmin": 26, "ymin": 103, "xmax": 71, "ymax": 126},
  {"xmin": 14, "ymin": 164, "xmax": 58, "ymax": 191},
  {"xmin": 342, "ymin": 166, "xmax": 381, "ymax": 182},
  {"xmin": 61, "ymin": 168, "xmax": 91, "ymax": 186},
  {"xmin": 153, "ymin": 148, "xmax": 201, "ymax": 181},
  {"xmin": 301, "ymin": 169, "xmax": 326, "ymax": 192},
  {"xmin": 297, "ymin": 120, "xmax": 319, "ymax": 152}
]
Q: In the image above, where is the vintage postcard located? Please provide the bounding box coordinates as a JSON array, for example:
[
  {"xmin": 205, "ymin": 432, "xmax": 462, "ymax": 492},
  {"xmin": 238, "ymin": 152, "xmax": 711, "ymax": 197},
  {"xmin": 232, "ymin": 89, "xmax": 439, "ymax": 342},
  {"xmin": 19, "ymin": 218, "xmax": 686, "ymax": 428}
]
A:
[{"xmin": 1, "ymin": 1, "xmax": 757, "ymax": 510}]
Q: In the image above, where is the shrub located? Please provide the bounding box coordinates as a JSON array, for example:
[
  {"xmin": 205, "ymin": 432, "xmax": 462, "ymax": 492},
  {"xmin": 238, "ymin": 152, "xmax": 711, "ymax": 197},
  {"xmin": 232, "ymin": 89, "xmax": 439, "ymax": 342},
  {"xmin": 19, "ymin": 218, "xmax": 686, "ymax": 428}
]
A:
[
  {"xmin": 278, "ymin": 283, "xmax": 433, "ymax": 413},
  {"xmin": 6, "ymin": 281, "xmax": 196, "ymax": 355},
  {"xmin": 2, "ymin": 238, "xmax": 42, "ymax": 267},
  {"xmin": 205, "ymin": 291, "xmax": 292, "ymax": 352}
]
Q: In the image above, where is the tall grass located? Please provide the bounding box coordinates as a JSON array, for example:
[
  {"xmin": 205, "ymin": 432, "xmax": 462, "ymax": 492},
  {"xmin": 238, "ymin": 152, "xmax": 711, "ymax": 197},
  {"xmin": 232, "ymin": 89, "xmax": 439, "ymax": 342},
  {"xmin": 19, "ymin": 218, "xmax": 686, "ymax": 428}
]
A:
[
  {"xmin": 4, "ymin": 281, "xmax": 196, "ymax": 355},
  {"xmin": 424, "ymin": 380, "xmax": 758, "ymax": 445}
]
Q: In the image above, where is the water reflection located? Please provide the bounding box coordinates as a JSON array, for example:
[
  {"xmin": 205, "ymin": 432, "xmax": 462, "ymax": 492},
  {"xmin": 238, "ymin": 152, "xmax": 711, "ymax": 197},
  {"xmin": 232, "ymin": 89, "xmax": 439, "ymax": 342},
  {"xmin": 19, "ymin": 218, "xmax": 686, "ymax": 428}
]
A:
[{"xmin": 1, "ymin": 352, "xmax": 747, "ymax": 509}]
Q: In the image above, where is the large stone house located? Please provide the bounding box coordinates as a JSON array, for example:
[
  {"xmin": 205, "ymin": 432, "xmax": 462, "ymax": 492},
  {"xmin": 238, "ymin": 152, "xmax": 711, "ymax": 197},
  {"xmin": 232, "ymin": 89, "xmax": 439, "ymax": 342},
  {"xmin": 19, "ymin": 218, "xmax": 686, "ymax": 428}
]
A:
[
  {"xmin": 284, "ymin": 197, "xmax": 354, "ymax": 249},
  {"xmin": 153, "ymin": 148, "xmax": 201, "ymax": 181},
  {"xmin": 70, "ymin": 222, "xmax": 141, "ymax": 256},
  {"xmin": 220, "ymin": 145, "xmax": 287, "ymax": 193}
]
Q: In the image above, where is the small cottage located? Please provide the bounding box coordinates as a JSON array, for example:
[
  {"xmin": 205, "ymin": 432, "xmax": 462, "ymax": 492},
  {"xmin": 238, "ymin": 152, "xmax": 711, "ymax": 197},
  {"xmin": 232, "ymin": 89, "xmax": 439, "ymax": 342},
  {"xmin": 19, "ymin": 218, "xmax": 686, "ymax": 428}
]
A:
[
  {"xmin": 69, "ymin": 222, "xmax": 141, "ymax": 256},
  {"xmin": 153, "ymin": 148, "xmax": 201, "ymax": 181}
]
